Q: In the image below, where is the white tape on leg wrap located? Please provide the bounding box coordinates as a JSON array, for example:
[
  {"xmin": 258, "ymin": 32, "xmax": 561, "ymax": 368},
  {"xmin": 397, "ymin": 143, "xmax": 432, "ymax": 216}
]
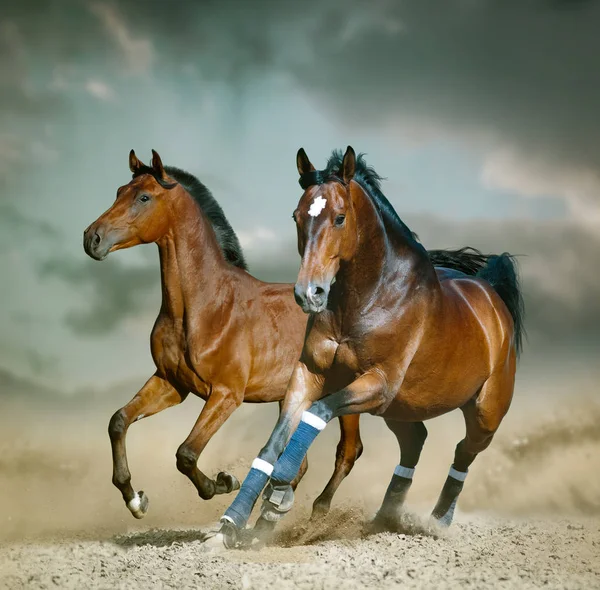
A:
[
  {"xmin": 128, "ymin": 493, "xmax": 141, "ymax": 512},
  {"xmin": 449, "ymin": 466, "xmax": 468, "ymax": 482},
  {"xmin": 251, "ymin": 458, "xmax": 274, "ymax": 476},
  {"xmin": 394, "ymin": 465, "xmax": 415, "ymax": 479},
  {"xmin": 301, "ymin": 411, "xmax": 327, "ymax": 431}
]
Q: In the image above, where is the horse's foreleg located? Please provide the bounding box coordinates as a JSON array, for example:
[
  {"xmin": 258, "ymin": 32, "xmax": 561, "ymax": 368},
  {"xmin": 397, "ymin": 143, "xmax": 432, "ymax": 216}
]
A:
[
  {"xmin": 175, "ymin": 387, "xmax": 243, "ymax": 500},
  {"xmin": 220, "ymin": 362, "xmax": 322, "ymax": 538},
  {"xmin": 281, "ymin": 400, "xmax": 309, "ymax": 492},
  {"xmin": 311, "ymin": 414, "xmax": 363, "ymax": 519},
  {"xmin": 255, "ymin": 372, "xmax": 386, "ymax": 527},
  {"xmin": 109, "ymin": 374, "xmax": 185, "ymax": 518}
]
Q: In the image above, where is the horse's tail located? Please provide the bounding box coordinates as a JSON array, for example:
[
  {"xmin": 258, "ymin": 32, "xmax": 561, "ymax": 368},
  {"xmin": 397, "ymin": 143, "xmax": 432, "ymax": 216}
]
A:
[
  {"xmin": 427, "ymin": 247, "xmax": 526, "ymax": 356},
  {"xmin": 476, "ymin": 253, "xmax": 526, "ymax": 357}
]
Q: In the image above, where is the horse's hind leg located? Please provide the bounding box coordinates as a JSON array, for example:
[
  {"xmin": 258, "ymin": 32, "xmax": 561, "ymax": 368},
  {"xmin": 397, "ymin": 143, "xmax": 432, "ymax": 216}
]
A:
[
  {"xmin": 109, "ymin": 374, "xmax": 186, "ymax": 518},
  {"xmin": 431, "ymin": 369, "xmax": 515, "ymax": 527},
  {"xmin": 311, "ymin": 414, "xmax": 363, "ymax": 519},
  {"xmin": 373, "ymin": 420, "xmax": 427, "ymax": 528}
]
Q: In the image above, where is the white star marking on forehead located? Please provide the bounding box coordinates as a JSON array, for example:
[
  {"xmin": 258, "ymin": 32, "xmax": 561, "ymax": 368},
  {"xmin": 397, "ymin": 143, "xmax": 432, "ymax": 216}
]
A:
[{"xmin": 308, "ymin": 195, "xmax": 327, "ymax": 217}]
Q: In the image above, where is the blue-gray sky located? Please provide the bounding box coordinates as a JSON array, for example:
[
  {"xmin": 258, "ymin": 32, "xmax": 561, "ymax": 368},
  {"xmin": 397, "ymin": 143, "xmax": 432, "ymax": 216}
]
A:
[{"xmin": 1, "ymin": 0, "xmax": 599, "ymax": 391}]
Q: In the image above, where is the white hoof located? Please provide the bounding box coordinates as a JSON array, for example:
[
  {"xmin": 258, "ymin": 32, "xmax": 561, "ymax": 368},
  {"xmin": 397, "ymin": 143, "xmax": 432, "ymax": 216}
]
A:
[{"xmin": 127, "ymin": 491, "xmax": 149, "ymax": 519}]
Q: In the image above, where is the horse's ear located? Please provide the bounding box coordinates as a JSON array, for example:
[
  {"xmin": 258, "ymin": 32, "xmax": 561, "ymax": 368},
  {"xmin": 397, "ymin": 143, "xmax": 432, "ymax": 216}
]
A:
[
  {"xmin": 151, "ymin": 149, "xmax": 166, "ymax": 178},
  {"xmin": 341, "ymin": 145, "xmax": 356, "ymax": 183},
  {"xmin": 297, "ymin": 147, "xmax": 315, "ymax": 176},
  {"xmin": 129, "ymin": 149, "xmax": 145, "ymax": 175}
]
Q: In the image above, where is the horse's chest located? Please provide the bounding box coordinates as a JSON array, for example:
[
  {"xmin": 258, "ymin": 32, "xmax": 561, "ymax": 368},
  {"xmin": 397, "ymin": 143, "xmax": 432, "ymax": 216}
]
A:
[
  {"xmin": 151, "ymin": 319, "xmax": 209, "ymax": 396},
  {"xmin": 333, "ymin": 342, "xmax": 360, "ymax": 373}
]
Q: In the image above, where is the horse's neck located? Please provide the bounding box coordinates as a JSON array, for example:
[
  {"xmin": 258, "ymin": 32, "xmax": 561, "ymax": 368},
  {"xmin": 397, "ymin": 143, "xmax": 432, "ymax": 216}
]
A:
[
  {"xmin": 336, "ymin": 186, "xmax": 435, "ymax": 312},
  {"xmin": 156, "ymin": 196, "xmax": 229, "ymax": 321}
]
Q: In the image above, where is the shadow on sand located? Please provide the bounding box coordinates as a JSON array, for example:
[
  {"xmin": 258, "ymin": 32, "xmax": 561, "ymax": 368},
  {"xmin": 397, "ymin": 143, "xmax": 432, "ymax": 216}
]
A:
[{"xmin": 112, "ymin": 528, "xmax": 212, "ymax": 548}]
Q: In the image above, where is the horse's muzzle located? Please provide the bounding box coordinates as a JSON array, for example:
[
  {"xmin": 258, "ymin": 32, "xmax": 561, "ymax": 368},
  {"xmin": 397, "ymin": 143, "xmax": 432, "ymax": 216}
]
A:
[
  {"xmin": 83, "ymin": 225, "xmax": 109, "ymax": 260},
  {"xmin": 294, "ymin": 282, "xmax": 329, "ymax": 314}
]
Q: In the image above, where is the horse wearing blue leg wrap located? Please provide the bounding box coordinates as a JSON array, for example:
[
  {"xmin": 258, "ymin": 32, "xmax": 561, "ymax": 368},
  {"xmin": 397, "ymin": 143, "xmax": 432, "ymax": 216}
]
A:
[
  {"xmin": 221, "ymin": 411, "xmax": 327, "ymax": 530},
  {"xmin": 270, "ymin": 411, "xmax": 327, "ymax": 485},
  {"xmin": 222, "ymin": 458, "xmax": 273, "ymax": 528}
]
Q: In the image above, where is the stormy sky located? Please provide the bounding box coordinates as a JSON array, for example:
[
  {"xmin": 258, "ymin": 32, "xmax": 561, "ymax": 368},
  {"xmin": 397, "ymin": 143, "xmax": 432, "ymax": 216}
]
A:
[{"xmin": 1, "ymin": 0, "xmax": 599, "ymax": 392}]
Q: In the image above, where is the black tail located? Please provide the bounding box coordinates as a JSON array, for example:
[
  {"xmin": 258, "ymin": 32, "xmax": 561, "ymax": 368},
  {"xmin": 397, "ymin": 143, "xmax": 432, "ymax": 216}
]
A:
[
  {"xmin": 427, "ymin": 247, "xmax": 526, "ymax": 357},
  {"xmin": 476, "ymin": 253, "xmax": 526, "ymax": 357}
]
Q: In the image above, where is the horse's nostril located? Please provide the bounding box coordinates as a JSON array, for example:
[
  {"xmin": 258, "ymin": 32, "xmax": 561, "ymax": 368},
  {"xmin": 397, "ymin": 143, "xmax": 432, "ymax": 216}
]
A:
[
  {"xmin": 314, "ymin": 286, "xmax": 325, "ymax": 297},
  {"xmin": 93, "ymin": 233, "xmax": 101, "ymax": 246}
]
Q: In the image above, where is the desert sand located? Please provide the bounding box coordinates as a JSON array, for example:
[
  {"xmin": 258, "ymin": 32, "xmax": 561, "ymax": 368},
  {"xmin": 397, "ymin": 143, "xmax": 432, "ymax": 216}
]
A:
[{"xmin": 1, "ymin": 374, "xmax": 599, "ymax": 589}]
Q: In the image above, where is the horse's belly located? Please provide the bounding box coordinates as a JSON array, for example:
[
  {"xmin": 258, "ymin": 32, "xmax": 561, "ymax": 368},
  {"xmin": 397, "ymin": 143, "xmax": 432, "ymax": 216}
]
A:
[{"xmin": 384, "ymin": 363, "xmax": 487, "ymax": 421}]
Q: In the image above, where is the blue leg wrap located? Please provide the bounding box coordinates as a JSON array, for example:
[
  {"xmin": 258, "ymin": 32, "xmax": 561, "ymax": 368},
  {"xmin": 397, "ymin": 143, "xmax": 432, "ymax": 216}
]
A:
[
  {"xmin": 271, "ymin": 418, "xmax": 324, "ymax": 485},
  {"xmin": 222, "ymin": 467, "xmax": 270, "ymax": 529}
]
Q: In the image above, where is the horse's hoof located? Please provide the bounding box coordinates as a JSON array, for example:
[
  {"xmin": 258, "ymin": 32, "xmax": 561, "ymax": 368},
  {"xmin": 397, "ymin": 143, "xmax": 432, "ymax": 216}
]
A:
[
  {"xmin": 219, "ymin": 519, "xmax": 243, "ymax": 549},
  {"xmin": 431, "ymin": 513, "xmax": 453, "ymax": 529},
  {"xmin": 216, "ymin": 471, "xmax": 240, "ymax": 494},
  {"xmin": 201, "ymin": 532, "xmax": 227, "ymax": 552},
  {"xmin": 431, "ymin": 498, "xmax": 457, "ymax": 528},
  {"xmin": 260, "ymin": 483, "xmax": 295, "ymax": 522},
  {"xmin": 367, "ymin": 511, "xmax": 391, "ymax": 533},
  {"xmin": 127, "ymin": 490, "xmax": 149, "ymax": 519},
  {"xmin": 310, "ymin": 500, "xmax": 331, "ymax": 521}
]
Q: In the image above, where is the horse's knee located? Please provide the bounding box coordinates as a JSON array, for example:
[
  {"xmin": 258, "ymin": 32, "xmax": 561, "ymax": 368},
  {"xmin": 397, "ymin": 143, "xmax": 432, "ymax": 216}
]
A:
[
  {"xmin": 176, "ymin": 444, "xmax": 197, "ymax": 475},
  {"xmin": 108, "ymin": 410, "xmax": 127, "ymax": 441}
]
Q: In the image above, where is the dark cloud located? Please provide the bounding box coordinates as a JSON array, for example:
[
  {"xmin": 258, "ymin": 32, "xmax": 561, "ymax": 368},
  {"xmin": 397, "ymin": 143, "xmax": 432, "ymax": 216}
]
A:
[
  {"xmin": 74, "ymin": 0, "xmax": 598, "ymax": 181},
  {"xmin": 39, "ymin": 256, "xmax": 159, "ymax": 337},
  {"xmin": 276, "ymin": 1, "xmax": 600, "ymax": 180},
  {"xmin": 4, "ymin": 0, "xmax": 599, "ymax": 179}
]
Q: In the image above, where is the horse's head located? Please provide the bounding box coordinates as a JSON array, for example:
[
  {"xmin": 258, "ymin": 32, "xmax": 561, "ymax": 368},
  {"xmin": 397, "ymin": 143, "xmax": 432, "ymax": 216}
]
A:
[
  {"xmin": 84, "ymin": 149, "xmax": 177, "ymax": 260},
  {"xmin": 292, "ymin": 146, "xmax": 359, "ymax": 314}
]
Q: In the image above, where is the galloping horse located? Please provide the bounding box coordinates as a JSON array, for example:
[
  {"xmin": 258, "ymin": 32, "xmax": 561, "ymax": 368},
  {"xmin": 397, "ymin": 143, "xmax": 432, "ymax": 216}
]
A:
[
  {"xmin": 82, "ymin": 150, "xmax": 364, "ymax": 520},
  {"xmin": 218, "ymin": 146, "xmax": 524, "ymax": 547}
]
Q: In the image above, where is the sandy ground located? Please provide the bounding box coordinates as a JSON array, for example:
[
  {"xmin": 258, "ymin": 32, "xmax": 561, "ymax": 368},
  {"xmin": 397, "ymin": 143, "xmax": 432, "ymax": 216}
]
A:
[
  {"xmin": 1, "ymin": 373, "xmax": 599, "ymax": 589},
  {"xmin": 1, "ymin": 513, "xmax": 599, "ymax": 589}
]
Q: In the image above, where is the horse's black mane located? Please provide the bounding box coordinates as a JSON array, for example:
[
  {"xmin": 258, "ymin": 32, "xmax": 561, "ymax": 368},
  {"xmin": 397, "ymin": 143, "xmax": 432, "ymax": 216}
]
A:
[
  {"xmin": 325, "ymin": 150, "xmax": 422, "ymax": 246},
  {"xmin": 134, "ymin": 165, "xmax": 248, "ymax": 270},
  {"xmin": 302, "ymin": 152, "xmax": 490, "ymax": 272}
]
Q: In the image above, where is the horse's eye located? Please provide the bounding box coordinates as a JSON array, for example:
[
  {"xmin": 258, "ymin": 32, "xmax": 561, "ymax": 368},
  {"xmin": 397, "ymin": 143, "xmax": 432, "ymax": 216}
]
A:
[
  {"xmin": 334, "ymin": 214, "xmax": 346, "ymax": 227},
  {"xmin": 139, "ymin": 194, "xmax": 151, "ymax": 203}
]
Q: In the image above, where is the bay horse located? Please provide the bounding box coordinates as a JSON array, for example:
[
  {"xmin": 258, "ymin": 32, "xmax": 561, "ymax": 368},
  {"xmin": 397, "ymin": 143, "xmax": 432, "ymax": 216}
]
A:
[
  {"xmin": 82, "ymin": 149, "xmax": 364, "ymax": 520},
  {"xmin": 217, "ymin": 146, "xmax": 524, "ymax": 548}
]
